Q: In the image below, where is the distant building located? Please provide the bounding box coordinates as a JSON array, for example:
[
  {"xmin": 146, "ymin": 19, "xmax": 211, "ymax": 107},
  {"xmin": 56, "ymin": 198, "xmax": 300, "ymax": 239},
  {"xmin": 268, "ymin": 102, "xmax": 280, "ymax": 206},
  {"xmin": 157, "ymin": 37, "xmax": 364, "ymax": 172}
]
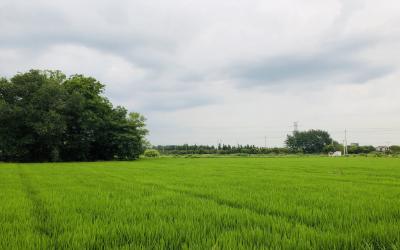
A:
[
  {"xmin": 329, "ymin": 151, "xmax": 342, "ymax": 157},
  {"xmin": 350, "ymin": 143, "xmax": 359, "ymax": 147},
  {"xmin": 376, "ymin": 146, "xmax": 389, "ymax": 152}
]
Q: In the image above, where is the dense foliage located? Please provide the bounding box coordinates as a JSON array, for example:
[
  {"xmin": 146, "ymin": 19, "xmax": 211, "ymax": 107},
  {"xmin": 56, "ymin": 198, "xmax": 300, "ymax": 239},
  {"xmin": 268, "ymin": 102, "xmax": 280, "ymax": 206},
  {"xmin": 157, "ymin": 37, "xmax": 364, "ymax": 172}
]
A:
[
  {"xmin": 390, "ymin": 145, "xmax": 400, "ymax": 153},
  {"xmin": 0, "ymin": 70, "xmax": 147, "ymax": 162},
  {"xmin": 285, "ymin": 130, "xmax": 336, "ymax": 153},
  {"xmin": 347, "ymin": 145, "xmax": 376, "ymax": 154}
]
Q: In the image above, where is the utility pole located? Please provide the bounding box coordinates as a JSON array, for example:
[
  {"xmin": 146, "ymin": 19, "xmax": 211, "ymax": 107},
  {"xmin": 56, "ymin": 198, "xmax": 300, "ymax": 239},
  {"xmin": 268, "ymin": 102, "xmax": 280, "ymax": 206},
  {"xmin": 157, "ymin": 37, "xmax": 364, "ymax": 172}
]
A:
[
  {"xmin": 385, "ymin": 141, "xmax": 391, "ymax": 154},
  {"xmin": 264, "ymin": 136, "xmax": 267, "ymax": 148},
  {"xmin": 343, "ymin": 140, "xmax": 346, "ymax": 156},
  {"xmin": 343, "ymin": 129, "xmax": 348, "ymax": 155}
]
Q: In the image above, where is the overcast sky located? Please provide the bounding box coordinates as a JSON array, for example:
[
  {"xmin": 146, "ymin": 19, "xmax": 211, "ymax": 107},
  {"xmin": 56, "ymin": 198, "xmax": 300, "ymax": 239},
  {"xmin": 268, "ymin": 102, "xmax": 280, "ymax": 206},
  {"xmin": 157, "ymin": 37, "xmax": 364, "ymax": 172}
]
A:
[{"xmin": 1, "ymin": 0, "xmax": 400, "ymax": 146}]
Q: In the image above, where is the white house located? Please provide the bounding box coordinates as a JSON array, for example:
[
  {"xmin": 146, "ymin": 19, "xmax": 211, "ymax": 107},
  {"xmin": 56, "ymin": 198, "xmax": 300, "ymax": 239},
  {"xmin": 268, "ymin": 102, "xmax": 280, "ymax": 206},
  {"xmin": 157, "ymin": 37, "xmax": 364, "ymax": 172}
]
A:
[
  {"xmin": 376, "ymin": 146, "xmax": 389, "ymax": 152},
  {"xmin": 329, "ymin": 151, "xmax": 342, "ymax": 157}
]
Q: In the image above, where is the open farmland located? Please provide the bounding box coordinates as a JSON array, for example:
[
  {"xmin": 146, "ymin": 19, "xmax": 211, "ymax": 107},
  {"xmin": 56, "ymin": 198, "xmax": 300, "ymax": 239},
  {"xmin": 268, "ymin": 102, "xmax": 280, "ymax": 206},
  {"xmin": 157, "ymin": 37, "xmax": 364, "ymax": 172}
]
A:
[{"xmin": 1, "ymin": 157, "xmax": 399, "ymax": 249}]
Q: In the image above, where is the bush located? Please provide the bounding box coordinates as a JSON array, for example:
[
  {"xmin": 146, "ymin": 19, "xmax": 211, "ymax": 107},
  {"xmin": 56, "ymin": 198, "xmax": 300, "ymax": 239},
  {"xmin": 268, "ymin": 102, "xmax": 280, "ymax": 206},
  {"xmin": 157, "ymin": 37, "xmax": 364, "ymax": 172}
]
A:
[{"xmin": 144, "ymin": 149, "xmax": 160, "ymax": 158}]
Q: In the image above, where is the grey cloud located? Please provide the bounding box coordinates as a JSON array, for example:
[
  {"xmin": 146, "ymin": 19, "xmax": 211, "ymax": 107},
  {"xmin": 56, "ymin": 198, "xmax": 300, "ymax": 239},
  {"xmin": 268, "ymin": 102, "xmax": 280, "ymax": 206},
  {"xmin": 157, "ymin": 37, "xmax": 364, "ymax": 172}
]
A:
[
  {"xmin": 1, "ymin": 0, "xmax": 396, "ymax": 93},
  {"xmin": 0, "ymin": 1, "xmax": 178, "ymax": 72},
  {"xmin": 136, "ymin": 94, "xmax": 217, "ymax": 112},
  {"xmin": 230, "ymin": 38, "xmax": 393, "ymax": 87},
  {"xmin": 0, "ymin": 29, "xmax": 173, "ymax": 71}
]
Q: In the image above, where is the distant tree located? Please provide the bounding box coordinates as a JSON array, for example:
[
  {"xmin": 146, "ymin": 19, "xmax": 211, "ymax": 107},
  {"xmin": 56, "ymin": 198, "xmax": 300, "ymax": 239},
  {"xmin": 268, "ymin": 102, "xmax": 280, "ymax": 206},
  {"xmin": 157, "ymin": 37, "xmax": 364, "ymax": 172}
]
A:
[
  {"xmin": 153, "ymin": 144, "xmax": 290, "ymax": 155},
  {"xmin": 286, "ymin": 130, "xmax": 333, "ymax": 154},
  {"xmin": 323, "ymin": 141, "xmax": 343, "ymax": 153},
  {"xmin": 347, "ymin": 145, "xmax": 375, "ymax": 154},
  {"xmin": 389, "ymin": 145, "xmax": 400, "ymax": 154}
]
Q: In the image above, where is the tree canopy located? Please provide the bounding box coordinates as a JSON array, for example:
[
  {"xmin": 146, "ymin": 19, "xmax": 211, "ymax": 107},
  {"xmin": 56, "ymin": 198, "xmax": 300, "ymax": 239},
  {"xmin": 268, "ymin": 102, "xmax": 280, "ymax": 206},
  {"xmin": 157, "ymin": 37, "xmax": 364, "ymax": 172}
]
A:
[
  {"xmin": 285, "ymin": 130, "xmax": 334, "ymax": 154},
  {"xmin": 0, "ymin": 70, "xmax": 148, "ymax": 162}
]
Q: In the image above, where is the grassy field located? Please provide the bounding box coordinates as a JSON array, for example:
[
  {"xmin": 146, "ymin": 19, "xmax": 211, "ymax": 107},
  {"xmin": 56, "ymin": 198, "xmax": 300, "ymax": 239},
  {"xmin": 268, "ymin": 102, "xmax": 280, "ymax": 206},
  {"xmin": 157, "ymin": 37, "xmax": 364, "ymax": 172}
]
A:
[{"xmin": 1, "ymin": 157, "xmax": 399, "ymax": 249}]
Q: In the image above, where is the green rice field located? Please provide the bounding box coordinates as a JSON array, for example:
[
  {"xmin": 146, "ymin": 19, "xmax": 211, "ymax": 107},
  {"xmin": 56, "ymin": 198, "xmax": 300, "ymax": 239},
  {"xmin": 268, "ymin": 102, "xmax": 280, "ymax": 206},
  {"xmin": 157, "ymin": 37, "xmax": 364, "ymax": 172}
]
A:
[{"xmin": 1, "ymin": 157, "xmax": 399, "ymax": 249}]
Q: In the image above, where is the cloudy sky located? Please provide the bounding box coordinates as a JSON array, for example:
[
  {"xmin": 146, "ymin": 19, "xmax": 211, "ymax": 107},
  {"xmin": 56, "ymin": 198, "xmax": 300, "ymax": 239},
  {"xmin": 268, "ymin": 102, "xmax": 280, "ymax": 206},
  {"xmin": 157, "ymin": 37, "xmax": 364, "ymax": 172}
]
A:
[{"xmin": 1, "ymin": 0, "xmax": 400, "ymax": 146}]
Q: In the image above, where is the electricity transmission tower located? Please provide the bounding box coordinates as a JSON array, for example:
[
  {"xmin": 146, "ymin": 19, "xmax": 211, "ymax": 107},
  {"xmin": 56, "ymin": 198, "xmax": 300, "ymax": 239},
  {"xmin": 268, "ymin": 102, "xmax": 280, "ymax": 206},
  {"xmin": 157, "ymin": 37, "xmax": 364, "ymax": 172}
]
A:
[{"xmin": 293, "ymin": 122, "xmax": 299, "ymax": 134}]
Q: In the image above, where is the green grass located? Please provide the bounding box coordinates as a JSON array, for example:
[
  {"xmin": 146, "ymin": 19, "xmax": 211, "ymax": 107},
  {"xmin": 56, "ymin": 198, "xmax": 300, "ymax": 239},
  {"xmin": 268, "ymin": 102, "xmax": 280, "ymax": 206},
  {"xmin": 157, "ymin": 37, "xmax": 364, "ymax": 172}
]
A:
[{"xmin": 1, "ymin": 157, "xmax": 399, "ymax": 249}]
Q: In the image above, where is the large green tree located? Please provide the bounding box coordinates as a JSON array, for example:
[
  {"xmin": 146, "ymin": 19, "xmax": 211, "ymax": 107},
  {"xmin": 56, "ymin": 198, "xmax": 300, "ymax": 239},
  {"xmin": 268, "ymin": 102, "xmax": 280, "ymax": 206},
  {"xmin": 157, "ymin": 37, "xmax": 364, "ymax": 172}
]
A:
[
  {"xmin": 0, "ymin": 70, "xmax": 66, "ymax": 161},
  {"xmin": 0, "ymin": 70, "xmax": 148, "ymax": 162},
  {"xmin": 285, "ymin": 130, "xmax": 333, "ymax": 154}
]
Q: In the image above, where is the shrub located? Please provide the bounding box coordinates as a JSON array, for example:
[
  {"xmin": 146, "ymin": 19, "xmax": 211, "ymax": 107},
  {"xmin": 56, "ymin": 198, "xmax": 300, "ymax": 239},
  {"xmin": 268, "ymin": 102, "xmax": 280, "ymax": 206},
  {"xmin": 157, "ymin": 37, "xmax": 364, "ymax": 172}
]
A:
[{"xmin": 144, "ymin": 149, "xmax": 160, "ymax": 158}]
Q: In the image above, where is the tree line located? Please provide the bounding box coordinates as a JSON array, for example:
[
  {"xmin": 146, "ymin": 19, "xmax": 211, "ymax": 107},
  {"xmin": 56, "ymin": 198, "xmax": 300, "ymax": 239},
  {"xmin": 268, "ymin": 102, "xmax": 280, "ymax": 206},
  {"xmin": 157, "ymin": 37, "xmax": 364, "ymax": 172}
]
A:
[
  {"xmin": 0, "ymin": 70, "xmax": 148, "ymax": 162},
  {"xmin": 154, "ymin": 130, "xmax": 389, "ymax": 155},
  {"xmin": 153, "ymin": 144, "xmax": 290, "ymax": 155}
]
